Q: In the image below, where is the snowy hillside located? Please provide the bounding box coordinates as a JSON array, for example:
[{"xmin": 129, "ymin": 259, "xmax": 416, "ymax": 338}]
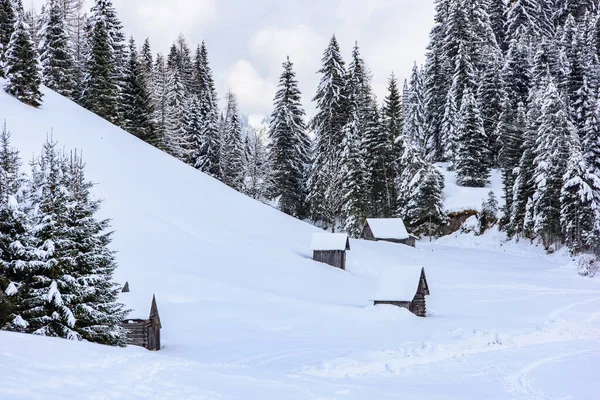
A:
[{"xmin": 2, "ymin": 86, "xmax": 600, "ymax": 399}]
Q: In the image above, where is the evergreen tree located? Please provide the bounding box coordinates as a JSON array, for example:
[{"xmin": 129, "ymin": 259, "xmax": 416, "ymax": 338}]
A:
[
  {"xmin": 560, "ymin": 130, "xmax": 594, "ymax": 253},
  {"xmin": 81, "ymin": 1, "xmax": 121, "ymax": 123},
  {"xmin": 62, "ymin": 152, "xmax": 126, "ymax": 345},
  {"xmin": 21, "ymin": 139, "xmax": 78, "ymax": 339},
  {"xmin": 532, "ymin": 81, "xmax": 571, "ymax": 248},
  {"xmin": 455, "ymin": 87, "xmax": 490, "ymax": 187},
  {"xmin": 487, "ymin": 0, "xmax": 508, "ymax": 52},
  {"xmin": 0, "ymin": 123, "xmax": 34, "ymax": 331},
  {"xmin": 307, "ymin": 35, "xmax": 348, "ymax": 227},
  {"xmin": 502, "ymin": 34, "xmax": 532, "ymax": 110},
  {"xmin": 267, "ymin": 57, "xmax": 310, "ymax": 218},
  {"xmin": 220, "ymin": 92, "xmax": 244, "ymax": 191},
  {"xmin": 477, "ymin": 52, "xmax": 505, "ymax": 163},
  {"xmin": 479, "ymin": 190, "xmax": 499, "ymax": 233},
  {"xmin": 403, "ymin": 162, "xmax": 446, "ymax": 238},
  {"xmin": 184, "ymin": 94, "xmax": 203, "ymax": 167},
  {"xmin": 194, "ymin": 41, "xmax": 222, "ymax": 179},
  {"xmin": 403, "ymin": 63, "xmax": 428, "ymax": 154},
  {"xmin": 3, "ymin": 13, "xmax": 43, "ymax": 107},
  {"xmin": 152, "ymin": 53, "xmax": 167, "ymax": 150},
  {"xmin": 423, "ymin": 0, "xmax": 451, "ymax": 161},
  {"xmin": 380, "ymin": 73, "xmax": 403, "ymax": 217},
  {"xmin": 506, "ymin": 0, "xmax": 554, "ymax": 41},
  {"xmin": 243, "ymin": 126, "xmax": 270, "ymax": 202},
  {"xmin": 39, "ymin": 0, "xmax": 76, "ymax": 98},
  {"xmin": 0, "ymin": 0, "xmax": 17, "ymax": 78},
  {"xmin": 163, "ymin": 43, "xmax": 189, "ymax": 161},
  {"xmin": 120, "ymin": 37, "xmax": 156, "ymax": 146}
]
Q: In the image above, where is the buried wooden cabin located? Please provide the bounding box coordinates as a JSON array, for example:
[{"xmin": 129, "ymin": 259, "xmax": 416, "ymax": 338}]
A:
[
  {"xmin": 119, "ymin": 290, "xmax": 162, "ymax": 351},
  {"xmin": 372, "ymin": 266, "xmax": 430, "ymax": 317},
  {"xmin": 310, "ymin": 233, "xmax": 350, "ymax": 270},
  {"xmin": 360, "ymin": 218, "xmax": 416, "ymax": 247}
]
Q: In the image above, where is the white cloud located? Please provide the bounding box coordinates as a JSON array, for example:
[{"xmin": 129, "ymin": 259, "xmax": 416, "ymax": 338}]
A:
[{"xmin": 225, "ymin": 60, "xmax": 275, "ymax": 116}]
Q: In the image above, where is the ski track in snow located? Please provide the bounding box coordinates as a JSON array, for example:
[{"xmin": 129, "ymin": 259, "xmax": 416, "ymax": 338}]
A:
[{"xmin": 507, "ymin": 348, "xmax": 600, "ymax": 400}]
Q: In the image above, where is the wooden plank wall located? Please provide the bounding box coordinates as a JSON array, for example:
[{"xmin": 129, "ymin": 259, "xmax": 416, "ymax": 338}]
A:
[{"xmin": 313, "ymin": 250, "xmax": 346, "ymax": 270}]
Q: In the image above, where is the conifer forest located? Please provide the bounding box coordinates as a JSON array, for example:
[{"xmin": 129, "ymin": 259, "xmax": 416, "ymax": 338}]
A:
[{"xmin": 1, "ymin": 0, "xmax": 600, "ymax": 348}]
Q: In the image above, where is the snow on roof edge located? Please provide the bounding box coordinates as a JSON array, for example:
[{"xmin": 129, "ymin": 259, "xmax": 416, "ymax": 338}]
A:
[{"xmin": 310, "ymin": 233, "xmax": 349, "ymax": 251}]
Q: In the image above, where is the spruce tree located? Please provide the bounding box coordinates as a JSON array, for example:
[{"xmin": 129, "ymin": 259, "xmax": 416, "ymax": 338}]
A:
[
  {"xmin": 164, "ymin": 43, "xmax": 189, "ymax": 161},
  {"xmin": 403, "ymin": 162, "xmax": 446, "ymax": 238},
  {"xmin": 243, "ymin": 126, "xmax": 270, "ymax": 201},
  {"xmin": 0, "ymin": 123, "xmax": 34, "ymax": 331},
  {"xmin": 81, "ymin": 1, "xmax": 120, "ymax": 123},
  {"xmin": 487, "ymin": 0, "xmax": 508, "ymax": 52},
  {"xmin": 194, "ymin": 41, "xmax": 222, "ymax": 179},
  {"xmin": 22, "ymin": 139, "xmax": 78, "ymax": 339},
  {"xmin": 39, "ymin": 0, "xmax": 76, "ymax": 98},
  {"xmin": 478, "ymin": 53, "xmax": 505, "ymax": 163},
  {"xmin": 403, "ymin": 63, "xmax": 428, "ymax": 154},
  {"xmin": 380, "ymin": 73, "xmax": 403, "ymax": 217},
  {"xmin": 0, "ymin": 0, "xmax": 17, "ymax": 78},
  {"xmin": 3, "ymin": 13, "xmax": 43, "ymax": 107},
  {"xmin": 307, "ymin": 35, "xmax": 348, "ymax": 227},
  {"xmin": 532, "ymin": 81, "xmax": 571, "ymax": 248},
  {"xmin": 560, "ymin": 131, "xmax": 594, "ymax": 253},
  {"xmin": 455, "ymin": 87, "xmax": 490, "ymax": 187},
  {"xmin": 121, "ymin": 37, "xmax": 156, "ymax": 146},
  {"xmin": 63, "ymin": 153, "xmax": 126, "ymax": 345},
  {"xmin": 152, "ymin": 53, "xmax": 167, "ymax": 150},
  {"xmin": 185, "ymin": 94, "xmax": 203, "ymax": 167},
  {"xmin": 220, "ymin": 92, "xmax": 245, "ymax": 191},
  {"xmin": 267, "ymin": 57, "xmax": 310, "ymax": 218},
  {"xmin": 506, "ymin": 0, "xmax": 554, "ymax": 41}
]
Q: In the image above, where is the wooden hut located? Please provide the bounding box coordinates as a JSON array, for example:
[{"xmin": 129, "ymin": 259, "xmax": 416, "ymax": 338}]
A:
[
  {"xmin": 360, "ymin": 218, "xmax": 416, "ymax": 247},
  {"xmin": 120, "ymin": 293, "xmax": 162, "ymax": 351},
  {"xmin": 372, "ymin": 266, "xmax": 430, "ymax": 317},
  {"xmin": 310, "ymin": 233, "xmax": 350, "ymax": 270}
]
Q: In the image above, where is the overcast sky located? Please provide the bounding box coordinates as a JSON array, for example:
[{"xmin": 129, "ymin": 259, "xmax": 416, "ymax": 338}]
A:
[{"xmin": 32, "ymin": 0, "xmax": 435, "ymax": 121}]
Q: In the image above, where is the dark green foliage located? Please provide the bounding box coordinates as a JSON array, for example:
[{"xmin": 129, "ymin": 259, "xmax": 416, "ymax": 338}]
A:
[
  {"xmin": 267, "ymin": 58, "xmax": 310, "ymax": 218},
  {"xmin": 3, "ymin": 15, "xmax": 43, "ymax": 107}
]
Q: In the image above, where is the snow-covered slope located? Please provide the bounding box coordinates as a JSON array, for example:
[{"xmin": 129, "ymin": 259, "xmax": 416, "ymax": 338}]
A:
[{"xmin": 2, "ymin": 87, "xmax": 600, "ymax": 399}]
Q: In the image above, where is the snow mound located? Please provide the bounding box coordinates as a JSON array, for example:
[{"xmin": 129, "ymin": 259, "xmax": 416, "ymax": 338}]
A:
[{"xmin": 438, "ymin": 163, "xmax": 504, "ymax": 213}]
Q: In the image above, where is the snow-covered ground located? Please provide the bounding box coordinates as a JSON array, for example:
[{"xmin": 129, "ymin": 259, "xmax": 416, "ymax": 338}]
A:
[{"xmin": 2, "ymin": 86, "xmax": 600, "ymax": 399}]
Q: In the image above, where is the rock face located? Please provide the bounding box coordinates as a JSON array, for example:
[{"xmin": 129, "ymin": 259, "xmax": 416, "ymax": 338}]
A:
[{"xmin": 440, "ymin": 210, "xmax": 478, "ymax": 236}]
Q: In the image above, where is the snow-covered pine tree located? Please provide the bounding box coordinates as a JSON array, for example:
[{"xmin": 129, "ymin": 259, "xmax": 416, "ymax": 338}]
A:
[
  {"xmin": 193, "ymin": 41, "xmax": 222, "ymax": 179},
  {"xmin": 164, "ymin": 43, "xmax": 190, "ymax": 161},
  {"xmin": 497, "ymin": 99, "xmax": 525, "ymax": 230},
  {"xmin": 220, "ymin": 91, "xmax": 245, "ymax": 191},
  {"xmin": 477, "ymin": 52, "xmax": 505, "ymax": 163},
  {"xmin": 403, "ymin": 63, "xmax": 428, "ymax": 155},
  {"xmin": 403, "ymin": 162, "xmax": 446, "ymax": 238},
  {"xmin": 63, "ymin": 152, "xmax": 126, "ymax": 345},
  {"xmin": 121, "ymin": 37, "xmax": 156, "ymax": 146},
  {"xmin": 39, "ymin": 0, "xmax": 76, "ymax": 99},
  {"xmin": 502, "ymin": 33, "xmax": 532, "ymax": 111},
  {"xmin": 152, "ymin": 53, "xmax": 167, "ymax": 150},
  {"xmin": 185, "ymin": 94, "xmax": 203, "ymax": 167},
  {"xmin": 487, "ymin": 0, "xmax": 508, "ymax": 52},
  {"xmin": 479, "ymin": 190, "xmax": 499, "ymax": 233},
  {"xmin": 267, "ymin": 57, "xmax": 310, "ymax": 218},
  {"xmin": 532, "ymin": 80, "xmax": 571, "ymax": 248},
  {"xmin": 0, "ymin": 123, "xmax": 34, "ymax": 332},
  {"xmin": 441, "ymin": 79, "xmax": 460, "ymax": 167},
  {"xmin": 139, "ymin": 38, "xmax": 155, "ymax": 110},
  {"xmin": 0, "ymin": 0, "xmax": 17, "ymax": 78},
  {"xmin": 560, "ymin": 130, "xmax": 594, "ymax": 253},
  {"xmin": 22, "ymin": 139, "xmax": 78, "ymax": 339},
  {"xmin": 455, "ymin": 86, "xmax": 490, "ymax": 187},
  {"xmin": 3, "ymin": 12, "xmax": 43, "ymax": 107},
  {"xmin": 243, "ymin": 125, "xmax": 270, "ymax": 202},
  {"xmin": 81, "ymin": 1, "xmax": 121, "ymax": 123},
  {"xmin": 380, "ymin": 72, "xmax": 403, "ymax": 217},
  {"xmin": 506, "ymin": 0, "xmax": 554, "ymax": 42},
  {"xmin": 423, "ymin": 0, "xmax": 451, "ymax": 162},
  {"xmin": 307, "ymin": 35, "xmax": 348, "ymax": 226}
]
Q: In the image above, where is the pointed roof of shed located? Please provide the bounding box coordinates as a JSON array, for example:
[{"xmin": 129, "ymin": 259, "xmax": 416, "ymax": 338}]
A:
[{"xmin": 372, "ymin": 265, "xmax": 429, "ymax": 301}]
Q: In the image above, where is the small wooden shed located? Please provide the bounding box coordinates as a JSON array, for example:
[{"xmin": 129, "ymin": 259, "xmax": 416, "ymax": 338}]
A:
[
  {"xmin": 360, "ymin": 218, "xmax": 416, "ymax": 247},
  {"xmin": 372, "ymin": 266, "xmax": 430, "ymax": 317},
  {"xmin": 310, "ymin": 232, "xmax": 350, "ymax": 270},
  {"xmin": 120, "ymin": 293, "xmax": 162, "ymax": 351}
]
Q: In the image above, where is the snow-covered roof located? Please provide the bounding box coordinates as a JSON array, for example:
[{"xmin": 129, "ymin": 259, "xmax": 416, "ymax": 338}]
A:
[
  {"xmin": 310, "ymin": 233, "xmax": 350, "ymax": 251},
  {"xmin": 366, "ymin": 218, "xmax": 409, "ymax": 240},
  {"xmin": 372, "ymin": 265, "xmax": 426, "ymax": 301},
  {"xmin": 118, "ymin": 285, "xmax": 155, "ymax": 320}
]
